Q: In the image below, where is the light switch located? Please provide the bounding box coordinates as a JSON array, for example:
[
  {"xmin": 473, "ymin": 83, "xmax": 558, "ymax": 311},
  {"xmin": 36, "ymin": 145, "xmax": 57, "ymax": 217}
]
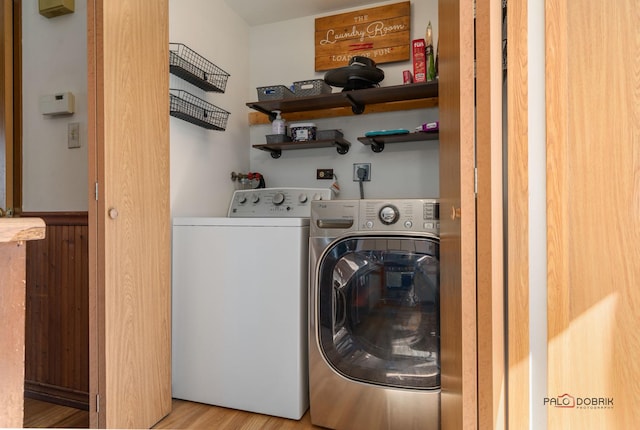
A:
[{"xmin": 68, "ymin": 122, "xmax": 80, "ymax": 148}]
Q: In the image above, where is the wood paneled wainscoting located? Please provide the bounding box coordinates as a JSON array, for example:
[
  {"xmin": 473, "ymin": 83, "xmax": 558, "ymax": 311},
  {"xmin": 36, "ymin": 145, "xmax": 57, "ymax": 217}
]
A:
[{"xmin": 22, "ymin": 212, "xmax": 89, "ymax": 410}]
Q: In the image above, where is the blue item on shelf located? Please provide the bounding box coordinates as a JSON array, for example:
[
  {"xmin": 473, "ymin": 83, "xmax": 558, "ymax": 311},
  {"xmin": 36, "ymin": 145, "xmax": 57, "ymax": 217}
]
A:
[{"xmin": 364, "ymin": 129, "xmax": 410, "ymax": 137}]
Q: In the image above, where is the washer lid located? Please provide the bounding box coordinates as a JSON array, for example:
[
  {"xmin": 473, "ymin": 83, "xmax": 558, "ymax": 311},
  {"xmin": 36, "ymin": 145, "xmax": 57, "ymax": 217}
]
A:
[{"xmin": 173, "ymin": 217, "xmax": 309, "ymax": 227}]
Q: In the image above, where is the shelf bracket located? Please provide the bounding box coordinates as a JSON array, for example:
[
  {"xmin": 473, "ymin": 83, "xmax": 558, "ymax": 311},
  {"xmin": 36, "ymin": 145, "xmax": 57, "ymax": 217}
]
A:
[
  {"xmin": 367, "ymin": 138, "xmax": 385, "ymax": 153},
  {"xmin": 335, "ymin": 141, "xmax": 350, "ymax": 155},
  {"xmin": 344, "ymin": 94, "xmax": 365, "ymax": 115},
  {"xmin": 248, "ymin": 103, "xmax": 278, "ymax": 121},
  {"xmin": 257, "ymin": 147, "xmax": 282, "ymax": 159},
  {"xmin": 268, "ymin": 149, "xmax": 282, "ymax": 159}
]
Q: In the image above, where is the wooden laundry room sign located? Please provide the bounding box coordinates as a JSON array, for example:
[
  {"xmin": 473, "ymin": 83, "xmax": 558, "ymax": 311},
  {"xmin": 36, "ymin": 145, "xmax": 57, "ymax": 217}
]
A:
[{"xmin": 314, "ymin": 1, "xmax": 411, "ymax": 71}]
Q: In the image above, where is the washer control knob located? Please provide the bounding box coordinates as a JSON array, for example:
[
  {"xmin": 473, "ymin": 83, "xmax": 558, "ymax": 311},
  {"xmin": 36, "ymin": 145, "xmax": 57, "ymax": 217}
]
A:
[
  {"xmin": 272, "ymin": 192, "xmax": 286, "ymax": 206},
  {"xmin": 365, "ymin": 220, "xmax": 374, "ymax": 229},
  {"xmin": 404, "ymin": 220, "xmax": 413, "ymax": 229},
  {"xmin": 251, "ymin": 194, "xmax": 260, "ymax": 204},
  {"xmin": 238, "ymin": 195, "xmax": 247, "ymax": 204},
  {"xmin": 313, "ymin": 193, "xmax": 324, "ymax": 201},
  {"xmin": 299, "ymin": 193, "xmax": 308, "ymax": 203},
  {"xmin": 379, "ymin": 205, "xmax": 400, "ymax": 225}
]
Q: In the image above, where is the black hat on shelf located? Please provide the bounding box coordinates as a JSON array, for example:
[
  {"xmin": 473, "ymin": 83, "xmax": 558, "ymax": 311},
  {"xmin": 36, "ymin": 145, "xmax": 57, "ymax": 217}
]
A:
[{"xmin": 324, "ymin": 56, "xmax": 384, "ymax": 91}]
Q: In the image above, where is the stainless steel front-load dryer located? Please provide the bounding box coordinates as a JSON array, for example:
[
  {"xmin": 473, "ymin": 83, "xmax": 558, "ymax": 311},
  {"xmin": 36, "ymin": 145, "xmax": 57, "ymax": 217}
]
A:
[{"xmin": 309, "ymin": 199, "xmax": 440, "ymax": 430}]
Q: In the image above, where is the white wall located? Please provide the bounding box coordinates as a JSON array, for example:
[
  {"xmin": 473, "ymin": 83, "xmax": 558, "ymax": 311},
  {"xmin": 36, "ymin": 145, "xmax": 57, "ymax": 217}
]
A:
[
  {"xmin": 21, "ymin": 1, "xmax": 438, "ymax": 212},
  {"xmin": 248, "ymin": 0, "xmax": 440, "ymax": 199},
  {"xmin": 20, "ymin": 0, "xmax": 249, "ymax": 217},
  {"xmin": 169, "ymin": 0, "xmax": 251, "ymax": 217},
  {"xmin": 22, "ymin": 1, "xmax": 87, "ymax": 211}
]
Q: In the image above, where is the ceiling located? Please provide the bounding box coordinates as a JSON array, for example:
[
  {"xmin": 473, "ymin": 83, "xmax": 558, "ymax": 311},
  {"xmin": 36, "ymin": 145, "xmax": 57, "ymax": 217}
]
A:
[{"xmin": 224, "ymin": 0, "xmax": 381, "ymax": 26}]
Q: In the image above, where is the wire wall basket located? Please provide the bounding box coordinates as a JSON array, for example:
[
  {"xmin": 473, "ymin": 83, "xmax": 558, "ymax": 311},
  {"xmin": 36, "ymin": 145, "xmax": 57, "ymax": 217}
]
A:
[
  {"xmin": 170, "ymin": 89, "xmax": 230, "ymax": 131},
  {"xmin": 169, "ymin": 43, "xmax": 230, "ymax": 93}
]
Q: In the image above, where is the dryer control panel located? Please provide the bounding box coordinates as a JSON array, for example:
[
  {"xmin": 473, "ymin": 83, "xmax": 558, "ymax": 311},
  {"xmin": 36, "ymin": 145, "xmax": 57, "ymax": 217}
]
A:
[
  {"xmin": 311, "ymin": 199, "xmax": 440, "ymax": 236},
  {"xmin": 360, "ymin": 199, "xmax": 440, "ymax": 232}
]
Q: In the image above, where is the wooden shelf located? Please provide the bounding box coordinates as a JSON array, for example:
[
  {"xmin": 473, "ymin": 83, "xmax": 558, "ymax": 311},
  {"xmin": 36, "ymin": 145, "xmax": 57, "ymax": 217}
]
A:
[
  {"xmin": 248, "ymin": 98, "xmax": 438, "ymax": 125},
  {"xmin": 249, "ymin": 81, "xmax": 438, "ymax": 157},
  {"xmin": 252, "ymin": 138, "xmax": 351, "ymax": 159},
  {"xmin": 357, "ymin": 131, "xmax": 439, "ymax": 153},
  {"xmin": 246, "ymin": 81, "xmax": 438, "ymax": 123}
]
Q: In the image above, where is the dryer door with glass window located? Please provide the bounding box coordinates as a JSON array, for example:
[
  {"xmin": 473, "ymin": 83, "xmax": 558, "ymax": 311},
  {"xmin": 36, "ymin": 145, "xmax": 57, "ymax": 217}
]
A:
[{"xmin": 316, "ymin": 235, "xmax": 440, "ymax": 389}]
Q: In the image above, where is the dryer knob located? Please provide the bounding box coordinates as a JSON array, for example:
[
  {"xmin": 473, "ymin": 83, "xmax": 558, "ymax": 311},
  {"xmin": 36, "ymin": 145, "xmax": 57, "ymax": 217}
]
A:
[
  {"xmin": 313, "ymin": 193, "xmax": 323, "ymax": 201},
  {"xmin": 273, "ymin": 192, "xmax": 286, "ymax": 205},
  {"xmin": 379, "ymin": 205, "xmax": 400, "ymax": 225},
  {"xmin": 299, "ymin": 193, "xmax": 308, "ymax": 203},
  {"xmin": 251, "ymin": 194, "xmax": 260, "ymax": 204},
  {"xmin": 238, "ymin": 195, "xmax": 247, "ymax": 204}
]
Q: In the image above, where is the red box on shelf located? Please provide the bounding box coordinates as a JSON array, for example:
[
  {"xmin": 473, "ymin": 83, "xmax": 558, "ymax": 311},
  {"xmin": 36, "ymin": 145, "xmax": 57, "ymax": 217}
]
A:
[{"xmin": 412, "ymin": 39, "xmax": 426, "ymax": 83}]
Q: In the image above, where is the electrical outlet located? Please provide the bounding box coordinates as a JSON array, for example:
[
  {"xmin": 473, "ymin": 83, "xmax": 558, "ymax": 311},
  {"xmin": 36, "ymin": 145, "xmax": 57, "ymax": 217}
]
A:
[
  {"xmin": 317, "ymin": 168, "xmax": 333, "ymax": 180},
  {"xmin": 353, "ymin": 163, "xmax": 371, "ymax": 181}
]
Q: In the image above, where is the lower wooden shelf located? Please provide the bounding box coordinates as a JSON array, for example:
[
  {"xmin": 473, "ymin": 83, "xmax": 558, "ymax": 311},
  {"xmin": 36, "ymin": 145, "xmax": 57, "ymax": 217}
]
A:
[
  {"xmin": 252, "ymin": 138, "xmax": 351, "ymax": 159},
  {"xmin": 357, "ymin": 131, "xmax": 439, "ymax": 152}
]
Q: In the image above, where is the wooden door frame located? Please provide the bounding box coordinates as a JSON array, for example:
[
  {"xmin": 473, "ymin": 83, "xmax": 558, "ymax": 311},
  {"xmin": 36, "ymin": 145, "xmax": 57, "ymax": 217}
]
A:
[
  {"xmin": 86, "ymin": 0, "xmax": 101, "ymax": 426},
  {"xmin": 475, "ymin": 0, "xmax": 506, "ymax": 429},
  {"xmin": 474, "ymin": 2, "xmax": 534, "ymax": 429},
  {"xmin": 11, "ymin": 0, "xmax": 21, "ymax": 214},
  {"xmin": 438, "ymin": 0, "xmax": 478, "ymax": 428},
  {"xmin": 506, "ymin": 0, "xmax": 531, "ymax": 428},
  {"xmin": 1, "ymin": 0, "xmax": 22, "ymax": 215},
  {"xmin": 0, "ymin": 0, "xmax": 12, "ymax": 212}
]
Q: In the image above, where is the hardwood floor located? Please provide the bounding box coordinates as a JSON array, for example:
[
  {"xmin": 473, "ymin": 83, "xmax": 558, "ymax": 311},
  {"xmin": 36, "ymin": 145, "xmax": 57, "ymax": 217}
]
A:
[
  {"xmin": 24, "ymin": 398, "xmax": 322, "ymax": 429},
  {"xmin": 23, "ymin": 398, "xmax": 89, "ymax": 428},
  {"xmin": 154, "ymin": 399, "xmax": 320, "ymax": 429}
]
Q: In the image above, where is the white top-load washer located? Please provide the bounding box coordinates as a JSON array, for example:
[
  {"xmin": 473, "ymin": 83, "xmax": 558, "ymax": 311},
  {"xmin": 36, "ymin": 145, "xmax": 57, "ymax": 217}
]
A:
[{"xmin": 171, "ymin": 188, "xmax": 331, "ymax": 420}]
